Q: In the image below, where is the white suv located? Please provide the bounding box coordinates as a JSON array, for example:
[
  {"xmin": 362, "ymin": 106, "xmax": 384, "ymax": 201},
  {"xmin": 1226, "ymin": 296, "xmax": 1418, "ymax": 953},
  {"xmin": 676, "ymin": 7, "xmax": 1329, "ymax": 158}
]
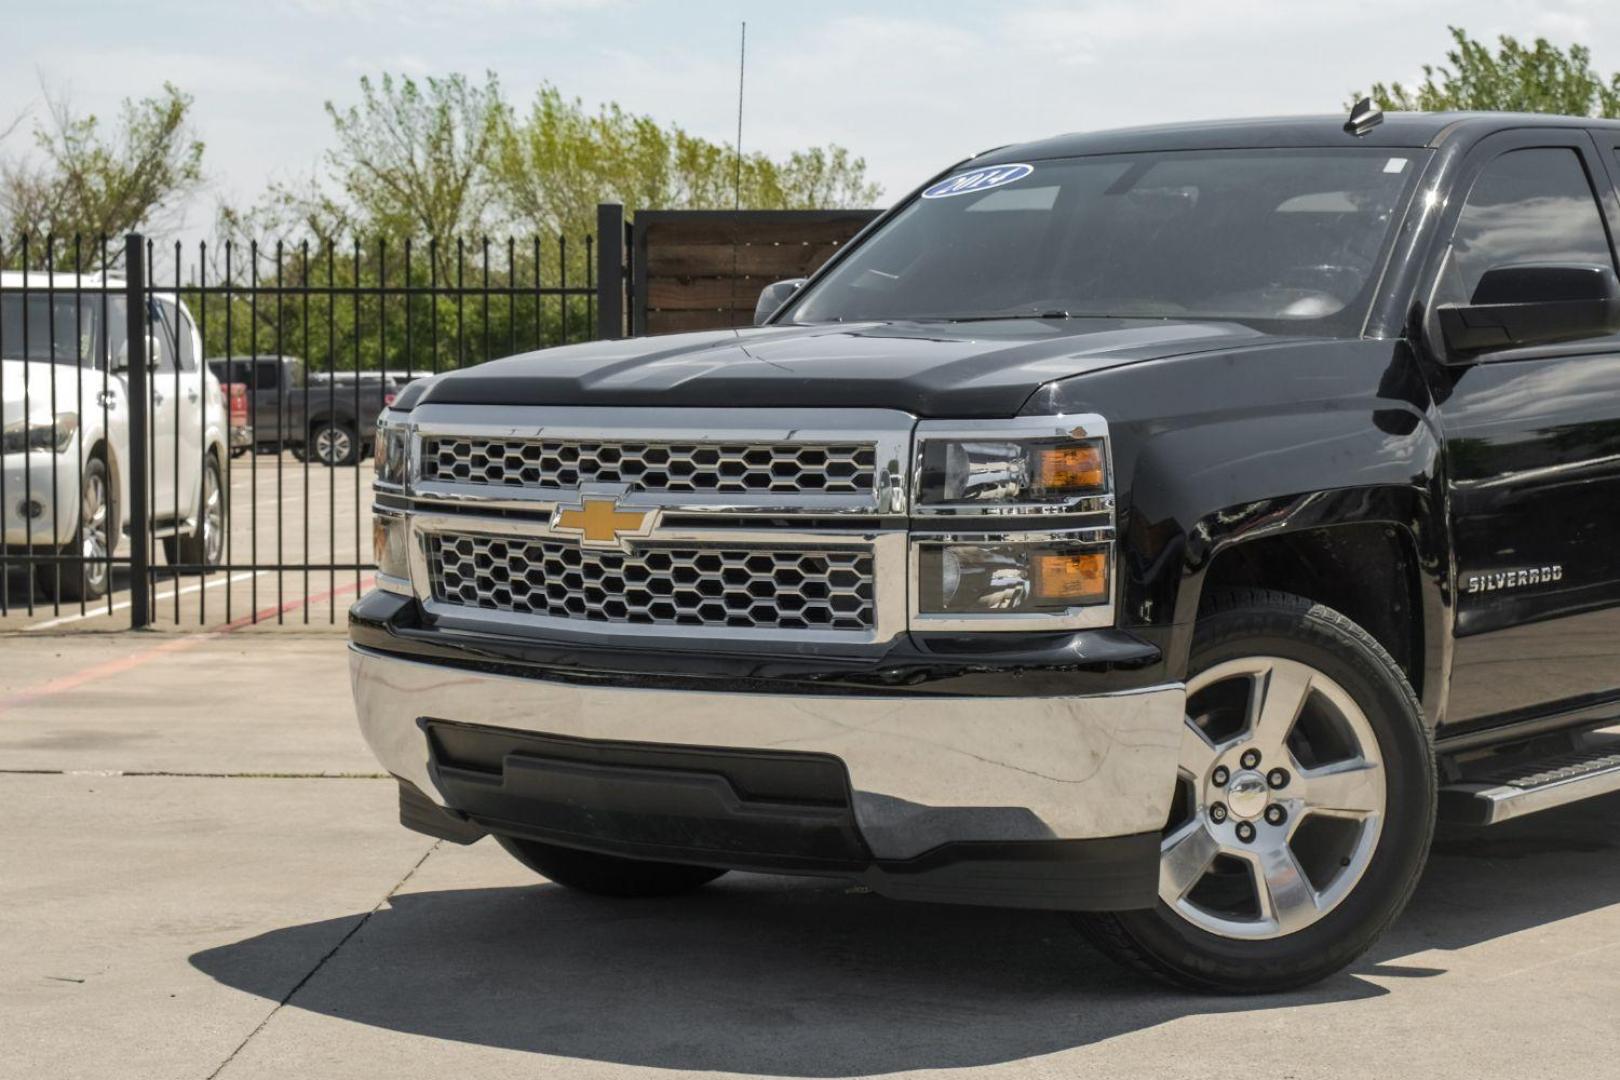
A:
[{"xmin": 1, "ymin": 273, "xmax": 228, "ymax": 600}]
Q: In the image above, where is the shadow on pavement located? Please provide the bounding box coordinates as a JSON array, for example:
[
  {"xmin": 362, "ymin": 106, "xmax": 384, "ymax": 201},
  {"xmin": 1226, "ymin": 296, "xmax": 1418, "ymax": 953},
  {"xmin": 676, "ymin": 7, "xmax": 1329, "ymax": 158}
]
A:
[{"xmin": 190, "ymin": 793, "xmax": 1620, "ymax": 1076}]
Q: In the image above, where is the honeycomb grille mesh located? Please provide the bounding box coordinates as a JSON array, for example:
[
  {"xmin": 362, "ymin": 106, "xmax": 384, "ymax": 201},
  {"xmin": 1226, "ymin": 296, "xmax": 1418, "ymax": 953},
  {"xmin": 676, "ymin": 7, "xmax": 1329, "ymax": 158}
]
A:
[
  {"xmin": 420, "ymin": 437, "xmax": 877, "ymax": 494},
  {"xmin": 428, "ymin": 533, "xmax": 876, "ymax": 631}
]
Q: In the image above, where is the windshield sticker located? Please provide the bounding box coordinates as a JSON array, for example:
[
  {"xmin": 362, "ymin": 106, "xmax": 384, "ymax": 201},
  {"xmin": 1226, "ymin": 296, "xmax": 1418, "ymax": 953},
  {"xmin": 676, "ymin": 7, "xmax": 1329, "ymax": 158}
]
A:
[
  {"xmin": 921, "ymin": 163, "xmax": 1035, "ymax": 199},
  {"xmin": 1383, "ymin": 157, "xmax": 1408, "ymax": 174}
]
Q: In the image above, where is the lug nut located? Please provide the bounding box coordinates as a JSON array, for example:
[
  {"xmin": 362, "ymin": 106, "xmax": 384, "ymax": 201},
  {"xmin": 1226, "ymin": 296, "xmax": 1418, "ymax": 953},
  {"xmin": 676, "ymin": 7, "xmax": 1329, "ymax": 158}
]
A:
[
  {"xmin": 1267, "ymin": 767, "xmax": 1289, "ymax": 789},
  {"xmin": 1240, "ymin": 749, "xmax": 1262, "ymax": 769},
  {"xmin": 1235, "ymin": 821, "xmax": 1256, "ymax": 843},
  {"xmin": 1209, "ymin": 802, "xmax": 1229, "ymax": 824},
  {"xmin": 1212, "ymin": 765, "xmax": 1230, "ymax": 786},
  {"xmin": 1265, "ymin": 804, "xmax": 1287, "ymax": 826}
]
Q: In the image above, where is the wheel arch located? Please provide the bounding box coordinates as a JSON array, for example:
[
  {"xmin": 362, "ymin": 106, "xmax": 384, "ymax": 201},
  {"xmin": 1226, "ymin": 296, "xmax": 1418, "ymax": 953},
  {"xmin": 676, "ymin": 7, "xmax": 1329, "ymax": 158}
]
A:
[{"xmin": 1192, "ymin": 520, "xmax": 1440, "ymax": 724}]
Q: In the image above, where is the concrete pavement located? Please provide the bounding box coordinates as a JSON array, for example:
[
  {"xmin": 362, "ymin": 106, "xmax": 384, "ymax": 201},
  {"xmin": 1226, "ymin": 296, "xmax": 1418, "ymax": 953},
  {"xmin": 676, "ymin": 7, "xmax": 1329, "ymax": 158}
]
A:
[{"xmin": 3, "ymin": 630, "xmax": 1620, "ymax": 1079}]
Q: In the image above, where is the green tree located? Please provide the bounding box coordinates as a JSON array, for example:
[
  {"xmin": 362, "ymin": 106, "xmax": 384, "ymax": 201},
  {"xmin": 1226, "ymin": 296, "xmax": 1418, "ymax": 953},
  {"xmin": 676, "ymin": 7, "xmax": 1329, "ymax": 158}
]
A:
[
  {"xmin": 315, "ymin": 72, "xmax": 505, "ymax": 279},
  {"xmin": 491, "ymin": 84, "xmax": 881, "ymax": 243},
  {"xmin": 0, "ymin": 83, "xmax": 204, "ymax": 265},
  {"xmin": 200, "ymin": 73, "xmax": 882, "ymax": 374},
  {"xmin": 1353, "ymin": 26, "xmax": 1620, "ymax": 116}
]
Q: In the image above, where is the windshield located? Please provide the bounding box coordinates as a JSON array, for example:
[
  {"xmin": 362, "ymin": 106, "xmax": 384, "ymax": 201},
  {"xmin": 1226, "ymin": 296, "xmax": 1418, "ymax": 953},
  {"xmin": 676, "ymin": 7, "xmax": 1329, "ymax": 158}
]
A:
[
  {"xmin": 789, "ymin": 148, "xmax": 1423, "ymax": 334},
  {"xmin": 1, "ymin": 292, "xmax": 123, "ymax": 366}
]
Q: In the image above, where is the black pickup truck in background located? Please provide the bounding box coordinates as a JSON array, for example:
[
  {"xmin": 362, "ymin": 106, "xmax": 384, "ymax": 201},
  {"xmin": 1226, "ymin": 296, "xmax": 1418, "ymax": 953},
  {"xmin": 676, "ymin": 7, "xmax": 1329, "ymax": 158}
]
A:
[{"xmin": 205, "ymin": 355, "xmax": 420, "ymax": 466}]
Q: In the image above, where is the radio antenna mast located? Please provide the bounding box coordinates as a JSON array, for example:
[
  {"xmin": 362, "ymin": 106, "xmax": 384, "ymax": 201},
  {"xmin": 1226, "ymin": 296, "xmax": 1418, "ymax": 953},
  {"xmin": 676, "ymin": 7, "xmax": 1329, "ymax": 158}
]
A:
[{"xmin": 734, "ymin": 21, "xmax": 747, "ymax": 210}]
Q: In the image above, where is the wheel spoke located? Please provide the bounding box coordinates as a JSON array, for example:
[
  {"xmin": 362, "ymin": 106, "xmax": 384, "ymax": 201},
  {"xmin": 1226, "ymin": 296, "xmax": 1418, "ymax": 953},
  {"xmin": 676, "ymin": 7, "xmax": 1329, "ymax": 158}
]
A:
[
  {"xmin": 1160, "ymin": 819, "xmax": 1221, "ymax": 901},
  {"xmin": 1249, "ymin": 844, "xmax": 1321, "ymax": 935},
  {"xmin": 1178, "ymin": 716, "xmax": 1221, "ymax": 778},
  {"xmin": 1249, "ymin": 661, "xmax": 1312, "ymax": 752},
  {"xmin": 1300, "ymin": 760, "xmax": 1383, "ymax": 818}
]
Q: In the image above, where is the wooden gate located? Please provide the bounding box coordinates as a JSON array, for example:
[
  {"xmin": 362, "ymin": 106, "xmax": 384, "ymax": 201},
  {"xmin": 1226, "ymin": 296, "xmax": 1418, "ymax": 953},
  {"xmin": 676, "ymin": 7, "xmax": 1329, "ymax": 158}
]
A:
[{"xmin": 628, "ymin": 209, "xmax": 880, "ymax": 336}]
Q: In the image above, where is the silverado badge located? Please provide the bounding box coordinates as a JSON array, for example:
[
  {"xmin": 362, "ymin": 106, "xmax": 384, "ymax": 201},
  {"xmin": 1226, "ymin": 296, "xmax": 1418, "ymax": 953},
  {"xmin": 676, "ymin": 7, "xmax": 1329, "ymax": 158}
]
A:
[
  {"xmin": 551, "ymin": 487, "xmax": 660, "ymax": 550},
  {"xmin": 1463, "ymin": 564, "xmax": 1563, "ymax": 594}
]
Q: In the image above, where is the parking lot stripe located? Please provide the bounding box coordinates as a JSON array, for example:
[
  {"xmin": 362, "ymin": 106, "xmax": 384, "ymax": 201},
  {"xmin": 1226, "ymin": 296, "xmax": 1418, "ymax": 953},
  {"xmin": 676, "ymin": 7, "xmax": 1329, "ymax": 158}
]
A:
[{"xmin": 21, "ymin": 570, "xmax": 271, "ymax": 631}]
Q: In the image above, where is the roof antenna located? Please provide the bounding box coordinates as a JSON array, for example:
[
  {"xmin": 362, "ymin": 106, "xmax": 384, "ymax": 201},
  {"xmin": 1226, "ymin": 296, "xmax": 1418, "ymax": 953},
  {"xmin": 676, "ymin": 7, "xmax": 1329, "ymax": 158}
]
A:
[
  {"xmin": 734, "ymin": 21, "xmax": 747, "ymax": 210},
  {"xmin": 1345, "ymin": 96, "xmax": 1383, "ymax": 136}
]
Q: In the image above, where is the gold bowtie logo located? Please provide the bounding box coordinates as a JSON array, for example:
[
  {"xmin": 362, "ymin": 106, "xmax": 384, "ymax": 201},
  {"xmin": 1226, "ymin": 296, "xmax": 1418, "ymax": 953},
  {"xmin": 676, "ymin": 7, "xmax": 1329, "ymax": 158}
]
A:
[{"xmin": 552, "ymin": 494, "xmax": 659, "ymax": 549}]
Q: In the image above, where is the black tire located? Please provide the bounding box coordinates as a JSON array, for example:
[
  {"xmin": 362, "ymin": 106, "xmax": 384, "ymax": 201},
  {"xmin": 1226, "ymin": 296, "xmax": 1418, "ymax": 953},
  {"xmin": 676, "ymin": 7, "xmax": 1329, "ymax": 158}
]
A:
[
  {"xmin": 495, "ymin": 835, "xmax": 728, "ymax": 898},
  {"xmin": 41, "ymin": 455, "xmax": 115, "ymax": 602},
  {"xmin": 309, "ymin": 420, "xmax": 358, "ymax": 467},
  {"xmin": 1078, "ymin": 588, "xmax": 1435, "ymax": 993},
  {"xmin": 166, "ymin": 455, "xmax": 225, "ymax": 572}
]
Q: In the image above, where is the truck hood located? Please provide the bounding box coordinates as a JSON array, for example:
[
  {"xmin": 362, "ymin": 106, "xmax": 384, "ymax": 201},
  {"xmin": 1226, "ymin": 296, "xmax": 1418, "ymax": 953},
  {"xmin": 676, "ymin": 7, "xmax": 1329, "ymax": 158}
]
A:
[{"xmin": 414, "ymin": 318, "xmax": 1280, "ymax": 417}]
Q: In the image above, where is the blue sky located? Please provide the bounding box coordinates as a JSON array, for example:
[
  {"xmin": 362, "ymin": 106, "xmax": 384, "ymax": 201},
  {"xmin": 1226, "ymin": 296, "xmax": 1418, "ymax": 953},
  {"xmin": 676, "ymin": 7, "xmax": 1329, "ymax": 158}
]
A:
[{"xmin": 5, "ymin": 0, "xmax": 1618, "ymax": 232}]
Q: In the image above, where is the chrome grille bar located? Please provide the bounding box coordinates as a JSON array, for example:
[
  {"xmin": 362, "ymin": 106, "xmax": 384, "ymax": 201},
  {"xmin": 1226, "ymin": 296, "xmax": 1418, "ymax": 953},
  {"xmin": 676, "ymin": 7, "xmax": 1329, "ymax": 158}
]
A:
[{"xmin": 407, "ymin": 405, "xmax": 913, "ymax": 517}]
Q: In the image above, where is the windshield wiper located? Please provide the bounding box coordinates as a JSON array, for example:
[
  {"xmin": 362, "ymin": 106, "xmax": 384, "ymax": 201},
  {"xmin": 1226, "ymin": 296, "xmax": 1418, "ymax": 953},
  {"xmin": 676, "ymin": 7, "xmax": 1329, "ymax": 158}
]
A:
[{"xmin": 907, "ymin": 308, "xmax": 1073, "ymax": 323}]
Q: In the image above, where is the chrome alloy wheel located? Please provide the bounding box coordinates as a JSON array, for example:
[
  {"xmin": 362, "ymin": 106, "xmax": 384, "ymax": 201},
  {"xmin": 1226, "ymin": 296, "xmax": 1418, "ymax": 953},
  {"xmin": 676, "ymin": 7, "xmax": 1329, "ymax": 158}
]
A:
[
  {"xmin": 81, "ymin": 469, "xmax": 111, "ymax": 591},
  {"xmin": 1160, "ymin": 656, "xmax": 1386, "ymax": 940},
  {"xmin": 202, "ymin": 465, "xmax": 224, "ymax": 565}
]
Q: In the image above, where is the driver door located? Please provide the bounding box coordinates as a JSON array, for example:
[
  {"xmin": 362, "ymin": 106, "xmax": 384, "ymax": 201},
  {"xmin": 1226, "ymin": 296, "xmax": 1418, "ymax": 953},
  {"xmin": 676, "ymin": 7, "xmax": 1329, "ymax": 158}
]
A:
[{"xmin": 1423, "ymin": 130, "xmax": 1620, "ymax": 725}]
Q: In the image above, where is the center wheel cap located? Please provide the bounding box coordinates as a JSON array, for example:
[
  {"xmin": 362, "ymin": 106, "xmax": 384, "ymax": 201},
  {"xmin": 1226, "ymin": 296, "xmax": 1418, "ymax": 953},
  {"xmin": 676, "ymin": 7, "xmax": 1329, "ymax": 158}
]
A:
[{"xmin": 1225, "ymin": 770, "xmax": 1270, "ymax": 820}]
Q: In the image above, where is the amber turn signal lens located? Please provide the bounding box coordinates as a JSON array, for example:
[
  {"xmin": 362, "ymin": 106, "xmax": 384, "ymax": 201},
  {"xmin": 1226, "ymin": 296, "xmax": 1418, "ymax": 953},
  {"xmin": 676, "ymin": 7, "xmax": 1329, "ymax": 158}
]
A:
[
  {"xmin": 1033, "ymin": 443, "xmax": 1104, "ymax": 492},
  {"xmin": 1033, "ymin": 551, "xmax": 1108, "ymax": 603}
]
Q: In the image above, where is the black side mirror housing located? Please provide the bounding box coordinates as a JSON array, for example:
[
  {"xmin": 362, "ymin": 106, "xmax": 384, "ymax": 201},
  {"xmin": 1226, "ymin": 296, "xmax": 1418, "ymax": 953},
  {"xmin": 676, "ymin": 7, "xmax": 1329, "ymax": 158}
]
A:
[
  {"xmin": 754, "ymin": 279, "xmax": 805, "ymax": 326},
  {"xmin": 1435, "ymin": 263, "xmax": 1620, "ymax": 361}
]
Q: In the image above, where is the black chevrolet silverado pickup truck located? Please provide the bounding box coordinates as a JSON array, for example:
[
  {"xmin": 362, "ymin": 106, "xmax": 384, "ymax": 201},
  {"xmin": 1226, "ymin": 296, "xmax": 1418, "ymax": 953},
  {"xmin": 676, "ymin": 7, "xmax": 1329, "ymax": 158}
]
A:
[{"xmin": 350, "ymin": 107, "xmax": 1620, "ymax": 991}]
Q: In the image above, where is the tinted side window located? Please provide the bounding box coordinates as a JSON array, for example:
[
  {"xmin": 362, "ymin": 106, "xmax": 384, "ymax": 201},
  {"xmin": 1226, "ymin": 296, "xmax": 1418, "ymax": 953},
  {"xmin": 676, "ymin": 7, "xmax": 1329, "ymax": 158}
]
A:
[
  {"xmin": 1451, "ymin": 147, "xmax": 1614, "ymax": 303},
  {"xmin": 255, "ymin": 361, "xmax": 281, "ymax": 392},
  {"xmin": 175, "ymin": 309, "xmax": 198, "ymax": 372},
  {"xmin": 150, "ymin": 300, "xmax": 180, "ymax": 372}
]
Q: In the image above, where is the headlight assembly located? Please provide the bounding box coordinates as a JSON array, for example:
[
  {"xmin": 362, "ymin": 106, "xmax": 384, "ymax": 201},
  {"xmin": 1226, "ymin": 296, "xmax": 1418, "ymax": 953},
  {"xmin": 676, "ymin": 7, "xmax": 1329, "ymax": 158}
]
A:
[
  {"xmin": 909, "ymin": 416, "xmax": 1115, "ymax": 631},
  {"xmin": 914, "ymin": 425, "xmax": 1107, "ymax": 511},
  {"xmin": 2, "ymin": 412, "xmax": 78, "ymax": 454},
  {"xmin": 372, "ymin": 510, "xmax": 412, "ymax": 592},
  {"xmin": 915, "ymin": 536, "xmax": 1111, "ymax": 615},
  {"xmin": 373, "ymin": 413, "xmax": 409, "ymax": 489}
]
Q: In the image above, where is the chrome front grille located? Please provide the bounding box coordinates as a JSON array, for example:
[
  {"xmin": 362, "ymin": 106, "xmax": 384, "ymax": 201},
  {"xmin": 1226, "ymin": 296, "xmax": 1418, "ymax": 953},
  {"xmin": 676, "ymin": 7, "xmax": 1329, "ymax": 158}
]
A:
[
  {"xmin": 428, "ymin": 532, "xmax": 876, "ymax": 632},
  {"xmin": 421, "ymin": 436, "xmax": 877, "ymax": 495}
]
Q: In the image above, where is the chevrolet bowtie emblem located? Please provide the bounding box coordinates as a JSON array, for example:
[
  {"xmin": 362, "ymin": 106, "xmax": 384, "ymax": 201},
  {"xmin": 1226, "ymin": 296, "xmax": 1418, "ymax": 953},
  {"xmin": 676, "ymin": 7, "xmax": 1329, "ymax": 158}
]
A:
[{"xmin": 551, "ymin": 490, "xmax": 659, "ymax": 550}]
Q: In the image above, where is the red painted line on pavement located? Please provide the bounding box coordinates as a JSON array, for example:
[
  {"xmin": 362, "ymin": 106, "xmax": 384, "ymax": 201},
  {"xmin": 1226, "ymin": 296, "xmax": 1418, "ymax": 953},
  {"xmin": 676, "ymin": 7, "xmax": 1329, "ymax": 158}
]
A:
[
  {"xmin": 0, "ymin": 635, "xmax": 203, "ymax": 712},
  {"xmin": 216, "ymin": 575, "xmax": 374, "ymax": 634},
  {"xmin": 0, "ymin": 574, "xmax": 373, "ymax": 715}
]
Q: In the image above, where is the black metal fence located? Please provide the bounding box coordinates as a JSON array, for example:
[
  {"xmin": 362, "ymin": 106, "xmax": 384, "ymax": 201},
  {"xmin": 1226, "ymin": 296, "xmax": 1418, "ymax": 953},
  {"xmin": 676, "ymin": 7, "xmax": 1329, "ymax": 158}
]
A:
[{"xmin": 2, "ymin": 220, "xmax": 614, "ymax": 630}]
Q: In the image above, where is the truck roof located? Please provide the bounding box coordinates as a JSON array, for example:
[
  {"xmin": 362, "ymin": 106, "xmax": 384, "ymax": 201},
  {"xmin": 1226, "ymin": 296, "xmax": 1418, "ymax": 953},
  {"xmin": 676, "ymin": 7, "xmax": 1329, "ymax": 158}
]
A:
[{"xmin": 974, "ymin": 111, "xmax": 1620, "ymax": 166}]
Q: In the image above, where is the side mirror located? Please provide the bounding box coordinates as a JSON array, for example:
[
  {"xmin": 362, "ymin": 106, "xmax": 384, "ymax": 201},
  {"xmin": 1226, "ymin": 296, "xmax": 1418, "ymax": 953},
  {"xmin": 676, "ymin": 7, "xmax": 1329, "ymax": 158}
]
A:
[
  {"xmin": 754, "ymin": 279, "xmax": 806, "ymax": 326},
  {"xmin": 114, "ymin": 332, "xmax": 165, "ymax": 372},
  {"xmin": 1435, "ymin": 263, "xmax": 1620, "ymax": 361}
]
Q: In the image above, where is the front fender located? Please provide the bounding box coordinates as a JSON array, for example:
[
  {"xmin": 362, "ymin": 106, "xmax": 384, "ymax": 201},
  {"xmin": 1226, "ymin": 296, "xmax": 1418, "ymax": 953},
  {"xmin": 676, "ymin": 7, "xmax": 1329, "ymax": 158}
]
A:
[{"xmin": 1029, "ymin": 338, "xmax": 1450, "ymax": 687}]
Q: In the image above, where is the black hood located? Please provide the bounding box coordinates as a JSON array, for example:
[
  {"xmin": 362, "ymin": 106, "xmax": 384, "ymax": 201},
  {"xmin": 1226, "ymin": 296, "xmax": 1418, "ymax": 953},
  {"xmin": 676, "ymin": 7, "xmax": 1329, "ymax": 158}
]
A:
[{"xmin": 414, "ymin": 318, "xmax": 1279, "ymax": 417}]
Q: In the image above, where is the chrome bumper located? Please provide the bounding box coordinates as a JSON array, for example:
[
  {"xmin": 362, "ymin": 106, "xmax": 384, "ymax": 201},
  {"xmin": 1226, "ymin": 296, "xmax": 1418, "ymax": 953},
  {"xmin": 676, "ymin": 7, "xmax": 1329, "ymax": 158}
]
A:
[{"xmin": 350, "ymin": 644, "xmax": 1186, "ymax": 860}]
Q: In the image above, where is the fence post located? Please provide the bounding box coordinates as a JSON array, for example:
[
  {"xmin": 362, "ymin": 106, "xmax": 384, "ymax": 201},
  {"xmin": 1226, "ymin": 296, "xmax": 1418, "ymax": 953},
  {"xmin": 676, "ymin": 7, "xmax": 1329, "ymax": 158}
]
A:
[
  {"xmin": 595, "ymin": 203, "xmax": 625, "ymax": 340},
  {"xmin": 124, "ymin": 234, "xmax": 151, "ymax": 630}
]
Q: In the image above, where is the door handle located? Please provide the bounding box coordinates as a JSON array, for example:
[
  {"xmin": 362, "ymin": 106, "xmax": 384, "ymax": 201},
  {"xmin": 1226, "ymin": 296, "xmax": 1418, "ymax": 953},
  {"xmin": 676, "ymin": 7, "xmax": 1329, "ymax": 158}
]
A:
[
  {"xmin": 152, "ymin": 391, "xmax": 165, "ymax": 406},
  {"xmin": 186, "ymin": 388, "xmax": 199, "ymax": 404}
]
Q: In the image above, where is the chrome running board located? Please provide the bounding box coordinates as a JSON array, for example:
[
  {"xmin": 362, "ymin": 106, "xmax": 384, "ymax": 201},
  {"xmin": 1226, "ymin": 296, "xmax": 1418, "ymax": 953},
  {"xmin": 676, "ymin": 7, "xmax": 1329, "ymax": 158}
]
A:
[{"xmin": 1440, "ymin": 742, "xmax": 1620, "ymax": 825}]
